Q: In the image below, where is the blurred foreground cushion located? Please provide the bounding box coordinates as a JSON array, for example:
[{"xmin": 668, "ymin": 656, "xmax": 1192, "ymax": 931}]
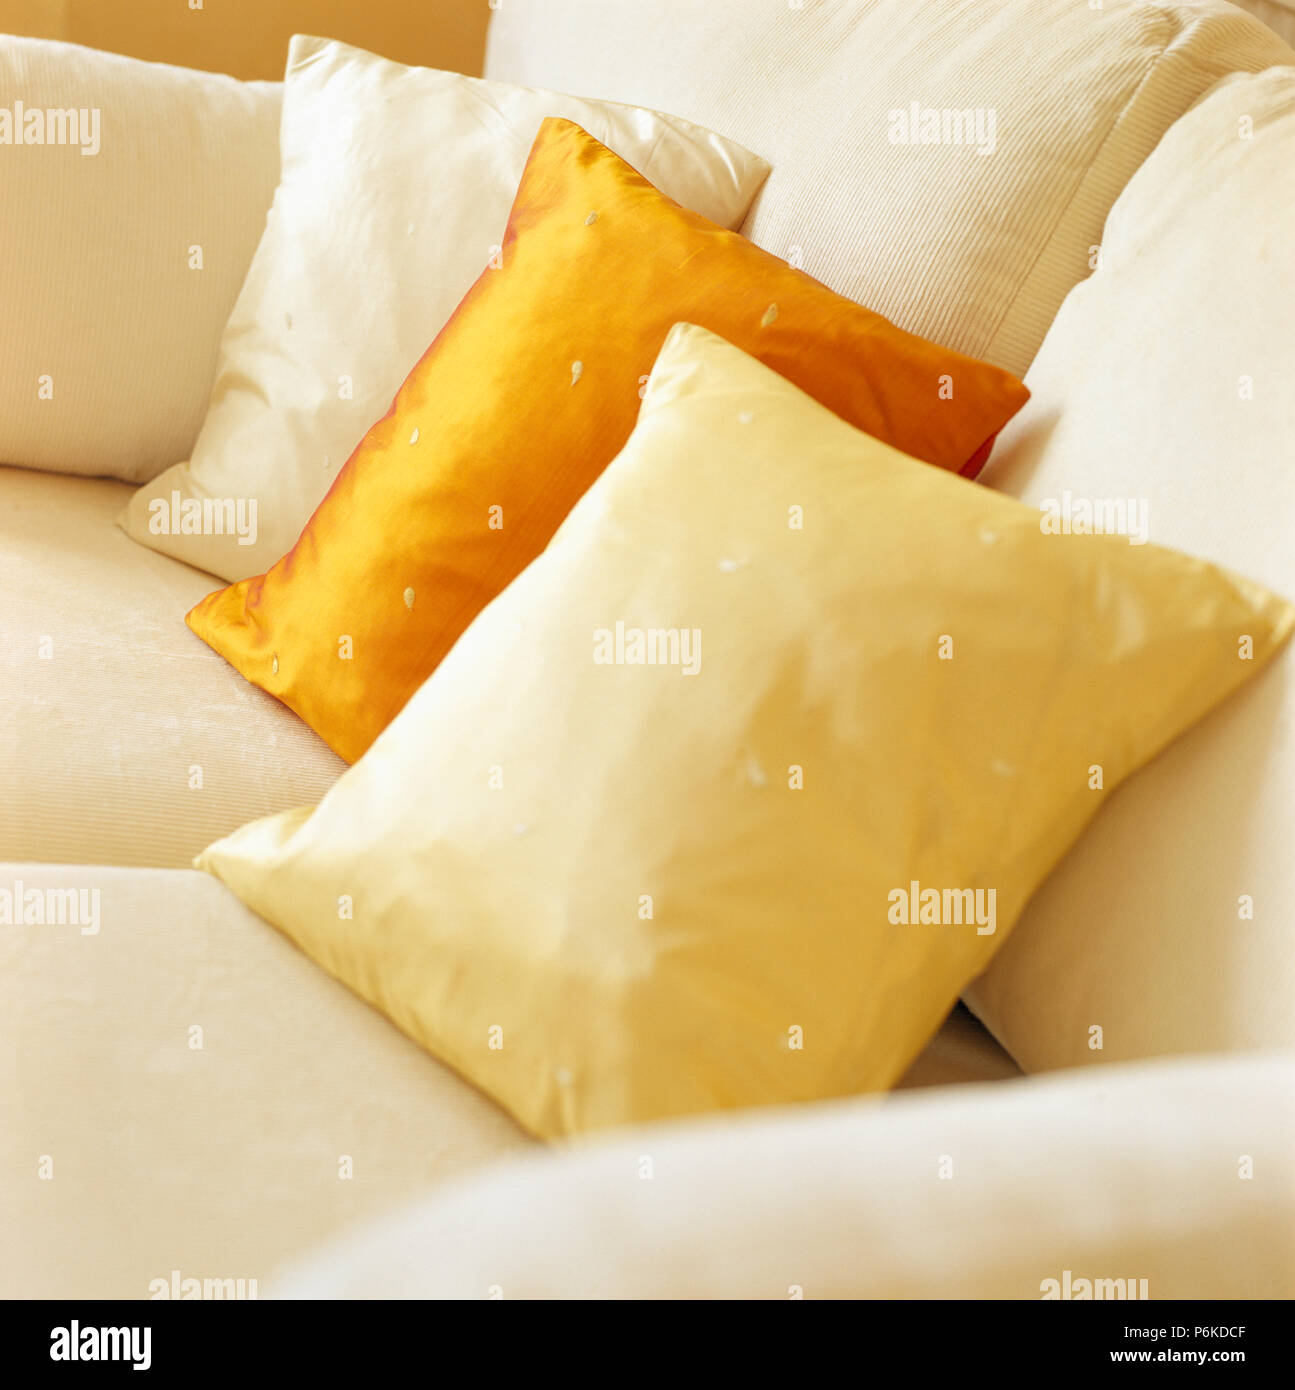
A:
[
  {"xmin": 484, "ymin": 0, "xmax": 1295, "ymax": 376},
  {"xmin": 276, "ymin": 1051, "xmax": 1295, "ymax": 1299}
]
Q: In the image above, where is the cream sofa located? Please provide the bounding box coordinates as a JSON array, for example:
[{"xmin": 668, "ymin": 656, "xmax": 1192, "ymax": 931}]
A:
[{"xmin": 2, "ymin": 0, "xmax": 1293, "ymax": 1299}]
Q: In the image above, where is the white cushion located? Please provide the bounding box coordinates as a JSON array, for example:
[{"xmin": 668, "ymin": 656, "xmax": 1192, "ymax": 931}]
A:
[
  {"xmin": 0, "ymin": 466, "xmax": 342, "ymax": 868},
  {"xmin": 966, "ymin": 68, "xmax": 1295, "ymax": 1068},
  {"xmin": 485, "ymin": 0, "xmax": 1293, "ymax": 378},
  {"xmin": 277, "ymin": 1050, "xmax": 1295, "ymax": 1299},
  {"xmin": 0, "ymin": 37, "xmax": 281, "ymax": 482},
  {"xmin": 121, "ymin": 35, "xmax": 770, "ymax": 581}
]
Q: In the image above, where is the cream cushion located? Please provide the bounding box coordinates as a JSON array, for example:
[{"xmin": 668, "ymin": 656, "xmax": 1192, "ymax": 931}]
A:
[
  {"xmin": 0, "ymin": 864, "xmax": 1013, "ymax": 1298},
  {"xmin": 0, "ymin": 466, "xmax": 342, "ymax": 868},
  {"xmin": 279, "ymin": 1050, "xmax": 1295, "ymax": 1299},
  {"xmin": 121, "ymin": 35, "xmax": 769, "ymax": 580},
  {"xmin": 967, "ymin": 68, "xmax": 1295, "ymax": 1067},
  {"xmin": 0, "ymin": 865, "xmax": 530, "ymax": 1299},
  {"xmin": 485, "ymin": 0, "xmax": 1293, "ymax": 378},
  {"xmin": 0, "ymin": 37, "xmax": 281, "ymax": 482}
]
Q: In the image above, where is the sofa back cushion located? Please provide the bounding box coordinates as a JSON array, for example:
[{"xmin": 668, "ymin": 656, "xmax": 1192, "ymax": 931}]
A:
[
  {"xmin": 0, "ymin": 38, "xmax": 282, "ymax": 482},
  {"xmin": 965, "ymin": 66, "xmax": 1295, "ymax": 1069},
  {"xmin": 485, "ymin": 0, "xmax": 1293, "ymax": 377}
]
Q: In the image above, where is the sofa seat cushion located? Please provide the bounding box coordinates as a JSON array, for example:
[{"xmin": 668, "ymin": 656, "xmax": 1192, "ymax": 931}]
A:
[
  {"xmin": 485, "ymin": 0, "xmax": 1294, "ymax": 378},
  {"xmin": 0, "ymin": 864, "xmax": 1015, "ymax": 1297},
  {"xmin": 0, "ymin": 865, "xmax": 532, "ymax": 1299},
  {"xmin": 0, "ymin": 467, "xmax": 343, "ymax": 868}
]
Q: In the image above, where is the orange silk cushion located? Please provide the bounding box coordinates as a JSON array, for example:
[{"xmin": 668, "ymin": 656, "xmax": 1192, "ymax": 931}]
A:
[{"xmin": 188, "ymin": 117, "xmax": 1030, "ymax": 763}]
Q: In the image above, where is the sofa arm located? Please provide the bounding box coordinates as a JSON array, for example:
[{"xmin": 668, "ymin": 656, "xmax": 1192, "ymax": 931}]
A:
[{"xmin": 277, "ymin": 1050, "xmax": 1295, "ymax": 1299}]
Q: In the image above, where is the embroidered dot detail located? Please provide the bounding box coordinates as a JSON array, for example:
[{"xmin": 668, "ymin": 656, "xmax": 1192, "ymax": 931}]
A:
[
  {"xmin": 585, "ymin": 211, "xmax": 598, "ymax": 226},
  {"xmin": 746, "ymin": 756, "xmax": 768, "ymax": 787},
  {"xmin": 554, "ymin": 1067, "xmax": 574, "ymax": 1086},
  {"xmin": 409, "ymin": 427, "xmax": 420, "ymax": 445},
  {"xmin": 718, "ymin": 557, "xmax": 745, "ymax": 573},
  {"xmin": 738, "ymin": 410, "xmax": 755, "ymax": 425},
  {"xmin": 403, "ymin": 587, "xmax": 416, "ymax": 610},
  {"xmin": 760, "ymin": 303, "xmax": 779, "ymax": 328},
  {"xmin": 980, "ymin": 529, "xmax": 999, "ymax": 545},
  {"xmin": 571, "ymin": 361, "xmax": 584, "ymax": 386},
  {"xmin": 513, "ymin": 822, "xmax": 531, "ymax": 837},
  {"xmin": 271, "ymin": 655, "xmax": 279, "ymax": 675}
]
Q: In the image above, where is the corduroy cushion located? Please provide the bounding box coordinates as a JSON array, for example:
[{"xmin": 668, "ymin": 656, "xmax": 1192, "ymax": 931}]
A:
[{"xmin": 485, "ymin": 0, "xmax": 1295, "ymax": 377}]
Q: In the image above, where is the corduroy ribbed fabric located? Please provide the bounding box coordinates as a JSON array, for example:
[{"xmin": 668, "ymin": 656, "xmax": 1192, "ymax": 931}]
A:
[{"xmin": 485, "ymin": 0, "xmax": 1294, "ymax": 377}]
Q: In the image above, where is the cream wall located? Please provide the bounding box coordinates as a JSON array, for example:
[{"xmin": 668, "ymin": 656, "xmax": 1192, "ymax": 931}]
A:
[{"xmin": 0, "ymin": 0, "xmax": 488, "ymax": 79}]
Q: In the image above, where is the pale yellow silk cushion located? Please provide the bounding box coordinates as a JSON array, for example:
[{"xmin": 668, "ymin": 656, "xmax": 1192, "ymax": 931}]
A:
[{"xmin": 197, "ymin": 325, "xmax": 1294, "ymax": 1140}]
